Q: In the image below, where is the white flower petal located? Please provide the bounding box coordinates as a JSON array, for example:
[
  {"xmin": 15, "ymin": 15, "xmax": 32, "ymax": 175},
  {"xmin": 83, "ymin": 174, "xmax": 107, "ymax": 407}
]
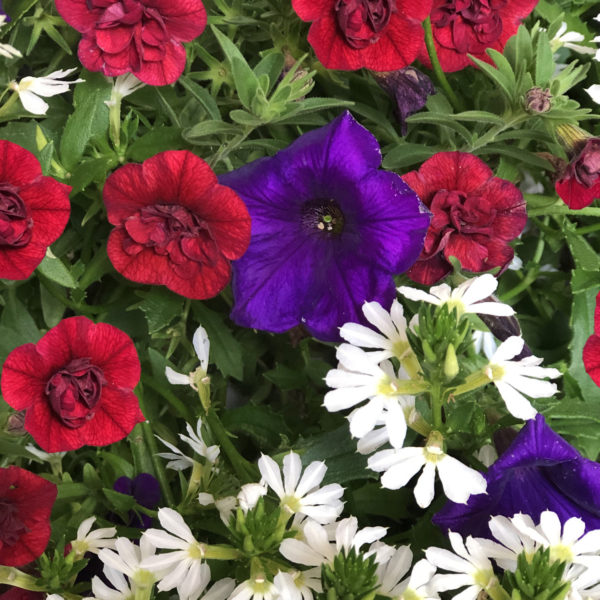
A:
[
  {"xmin": 165, "ymin": 366, "xmax": 191, "ymax": 386},
  {"xmin": 192, "ymin": 325, "xmax": 210, "ymax": 371},
  {"xmin": 414, "ymin": 461, "xmax": 437, "ymax": 508}
]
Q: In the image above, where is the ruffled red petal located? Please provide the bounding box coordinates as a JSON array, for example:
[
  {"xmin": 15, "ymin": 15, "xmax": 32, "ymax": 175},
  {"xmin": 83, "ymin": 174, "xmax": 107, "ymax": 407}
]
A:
[
  {"xmin": 0, "ymin": 242, "xmax": 48, "ymax": 281},
  {"xmin": 1, "ymin": 345, "xmax": 47, "ymax": 411},
  {"xmin": 555, "ymin": 176, "xmax": 600, "ymax": 210},
  {"xmin": 0, "ymin": 141, "xmax": 42, "ymax": 188},
  {"xmin": 145, "ymin": 0, "xmax": 207, "ymax": 41},
  {"xmin": 291, "ymin": 0, "xmax": 332, "ymax": 21},
  {"xmin": 133, "ymin": 40, "xmax": 187, "ymax": 86},
  {"xmin": 407, "ymin": 252, "xmax": 453, "ymax": 284},
  {"xmin": 584, "ymin": 334, "xmax": 600, "ymax": 388},
  {"xmin": 417, "ymin": 152, "xmax": 494, "ymax": 195},
  {"xmin": 54, "ymin": 0, "xmax": 99, "ymax": 32}
]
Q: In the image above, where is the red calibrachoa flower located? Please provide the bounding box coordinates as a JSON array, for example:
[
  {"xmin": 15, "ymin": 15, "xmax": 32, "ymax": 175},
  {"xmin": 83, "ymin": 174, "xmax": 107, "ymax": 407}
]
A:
[
  {"xmin": 555, "ymin": 138, "xmax": 600, "ymax": 210},
  {"xmin": 402, "ymin": 152, "xmax": 527, "ymax": 284},
  {"xmin": 0, "ymin": 141, "xmax": 70, "ymax": 280},
  {"xmin": 0, "ymin": 466, "xmax": 57, "ymax": 567},
  {"xmin": 54, "ymin": 0, "xmax": 207, "ymax": 86},
  {"xmin": 583, "ymin": 292, "xmax": 600, "ymax": 387},
  {"xmin": 1, "ymin": 317, "xmax": 143, "ymax": 453},
  {"xmin": 420, "ymin": 0, "xmax": 538, "ymax": 72},
  {"xmin": 292, "ymin": 0, "xmax": 432, "ymax": 71},
  {"xmin": 103, "ymin": 150, "xmax": 251, "ymax": 300}
]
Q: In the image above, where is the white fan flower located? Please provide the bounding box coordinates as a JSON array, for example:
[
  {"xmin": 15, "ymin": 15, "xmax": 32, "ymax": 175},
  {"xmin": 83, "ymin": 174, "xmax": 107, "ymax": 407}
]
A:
[
  {"xmin": 377, "ymin": 548, "xmax": 440, "ymax": 600},
  {"xmin": 485, "ymin": 336, "xmax": 561, "ymax": 420},
  {"xmin": 140, "ymin": 508, "xmax": 209, "ymax": 599},
  {"xmin": 70, "ymin": 516, "xmax": 116, "ymax": 557},
  {"xmin": 280, "ymin": 516, "xmax": 387, "ymax": 569},
  {"xmin": 367, "ymin": 432, "xmax": 487, "ymax": 509},
  {"xmin": 398, "ymin": 274, "xmax": 514, "ymax": 318},
  {"xmin": 10, "ymin": 68, "xmax": 83, "ymax": 115},
  {"xmin": 550, "ymin": 22, "xmax": 598, "ymax": 55},
  {"xmin": 91, "ymin": 566, "xmax": 134, "ymax": 600},
  {"xmin": 0, "ymin": 15, "xmax": 21, "ymax": 59},
  {"xmin": 230, "ymin": 576, "xmax": 276, "ymax": 600},
  {"xmin": 165, "ymin": 325, "xmax": 210, "ymax": 389},
  {"xmin": 427, "ymin": 532, "xmax": 499, "ymax": 599},
  {"xmin": 273, "ymin": 569, "xmax": 321, "ymax": 600},
  {"xmin": 238, "ymin": 483, "xmax": 268, "ymax": 513},
  {"xmin": 587, "ymin": 84, "xmax": 600, "ymax": 105},
  {"xmin": 258, "ymin": 452, "xmax": 343, "ymax": 524},
  {"xmin": 105, "ymin": 73, "xmax": 146, "ymax": 107}
]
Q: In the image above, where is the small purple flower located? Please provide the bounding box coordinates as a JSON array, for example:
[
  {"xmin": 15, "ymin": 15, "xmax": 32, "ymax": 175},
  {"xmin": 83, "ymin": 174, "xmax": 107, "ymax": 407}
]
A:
[
  {"xmin": 375, "ymin": 67, "xmax": 435, "ymax": 135},
  {"xmin": 220, "ymin": 111, "xmax": 430, "ymax": 341},
  {"xmin": 434, "ymin": 414, "xmax": 600, "ymax": 537},
  {"xmin": 113, "ymin": 473, "xmax": 160, "ymax": 529}
]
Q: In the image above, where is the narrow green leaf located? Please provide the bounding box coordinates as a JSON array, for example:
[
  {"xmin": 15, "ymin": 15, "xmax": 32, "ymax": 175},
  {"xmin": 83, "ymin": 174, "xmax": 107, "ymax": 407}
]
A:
[
  {"xmin": 182, "ymin": 120, "xmax": 239, "ymax": 142},
  {"xmin": 59, "ymin": 72, "xmax": 111, "ymax": 170},
  {"xmin": 382, "ymin": 143, "xmax": 437, "ymax": 169},
  {"xmin": 179, "ymin": 76, "xmax": 221, "ymax": 120},
  {"xmin": 535, "ymin": 30, "xmax": 554, "ymax": 87},
  {"xmin": 37, "ymin": 254, "xmax": 77, "ymax": 288}
]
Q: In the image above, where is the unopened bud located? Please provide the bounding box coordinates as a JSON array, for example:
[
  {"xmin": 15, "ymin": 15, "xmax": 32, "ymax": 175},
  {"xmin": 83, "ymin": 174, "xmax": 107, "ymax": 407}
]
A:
[
  {"xmin": 525, "ymin": 87, "xmax": 552, "ymax": 113},
  {"xmin": 443, "ymin": 343, "xmax": 459, "ymax": 380},
  {"xmin": 6, "ymin": 411, "xmax": 26, "ymax": 435}
]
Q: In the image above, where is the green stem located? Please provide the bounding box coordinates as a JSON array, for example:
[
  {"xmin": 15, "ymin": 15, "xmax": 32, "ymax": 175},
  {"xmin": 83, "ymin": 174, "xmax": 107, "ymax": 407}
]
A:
[
  {"xmin": 527, "ymin": 200, "xmax": 600, "ymax": 218},
  {"xmin": 209, "ymin": 127, "xmax": 253, "ymax": 168},
  {"xmin": 500, "ymin": 266, "xmax": 539, "ymax": 302},
  {"xmin": 576, "ymin": 222, "xmax": 600, "ymax": 235},
  {"xmin": 423, "ymin": 17, "xmax": 463, "ymax": 112},
  {"xmin": 430, "ymin": 382, "xmax": 444, "ymax": 429},
  {"xmin": 0, "ymin": 567, "xmax": 43, "ymax": 591},
  {"xmin": 204, "ymin": 407, "xmax": 257, "ymax": 483},
  {"xmin": 108, "ymin": 94, "xmax": 122, "ymax": 150},
  {"xmin": 452, "ymin": 370, "xmax": 491, "ymax": 397}
]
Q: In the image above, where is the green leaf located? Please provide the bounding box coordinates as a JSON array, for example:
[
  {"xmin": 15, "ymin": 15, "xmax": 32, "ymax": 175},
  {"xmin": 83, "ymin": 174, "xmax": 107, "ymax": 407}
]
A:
[
  {"xmin": 406, "ymin": 112, "xmax": 472, "ymax": 144},
  {"xmin": 136, "ymin": 288, "xmax": 184, "ymax": 334},
  {"xmin": 564, "ymin": 226, "xmax": 600, "ymax": 272},
  {"xmin": 475, "ymin": 145, "xmax": 552, "ymax": 170},
  {"xmin": 57, "ymin": 483, "xmax": 90, "ymax": 500},
  {"xmin": 253, "ymin": 52, "xmax": 285, "ymax": 94},
  {"xmin": 59, "ymin": 71, "xmax": 111, "ymax": 170},
  {"xmin": 382, "ymin": 143, "xmax": 437, "ymax": 169},
  {"xmin": 535, "ymin": 30, "xmax": 554, "ymax": 87},
  {"xmin": 469, "ymin": 54, "xmax": 514, "ymax": 101},
  {"xmin": 192, "ymin": 303, "xmax": 244, "ymax": 380},
  {"xmin": 264, "ymin": 363, "xmax": 307, "ymax": 390},
  {"xmin": 127, "ymin": 127, "xmax": 183, "ymax": 162},
  {"xmin": 37, "ymin": 253, "xmax": 77, "ymax": 288},
  {"xmin": 179, "ymin": 76, "xmax": 221, "ymax": 120},
  {"xmin": 40, "ymin": 281, "xmax": 66, "ymax": 328},
  {"xmin": 212, "ymin": 27, "xmax": 259, "ymax": 111},
  {"xmin": 102, "ymin": 488, "xmax": 136, "ymax": 511},
  {"xmin": 182, "ymin": 120, "xmax": 238, "ymax": 142},
  {"xmin": 569, "ymin": 288, "xmax": 599, "ymax": 402},
  {"xmin": 221, "ymin": 404, "xmax": 291, "ymax": 449},
  {"xmin": 452, "ymin": 110, "xmax": 506, "ymax": 125},
  {"xmin": 571, "ymin": 269, "xmax": 600, "ymax": 294},
  {"xmin": 229, "ymin": 109, "xmax": 265, "ymax": 126},
  {"xmin": 69, "ymin": 157, "xmax": 114, "ymax": 194}
]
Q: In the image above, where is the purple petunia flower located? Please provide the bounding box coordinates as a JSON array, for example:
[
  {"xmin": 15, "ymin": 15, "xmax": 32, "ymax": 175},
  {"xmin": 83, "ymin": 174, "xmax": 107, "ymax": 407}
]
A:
[
  {"xmin": 113, "ymin": 473, "xmax": 161, "ymax": 529},
  {"xmin": 220, "ymin": 111, "xmax": 431, "ymax": 341},
  {"xmin": 434, "ymin": 414, "xmax": 600, "ymax": 538}
]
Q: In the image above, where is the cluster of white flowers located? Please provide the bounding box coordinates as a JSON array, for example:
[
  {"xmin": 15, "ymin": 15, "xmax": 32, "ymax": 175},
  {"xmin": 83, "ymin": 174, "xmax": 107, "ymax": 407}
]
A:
[
  {"xmin": 323, "ymin": 274, "xmax": 561, "ymax": 508},
  {"xmin": 426, "ymin": 511, "xmax": 600, "ymax": 600}
]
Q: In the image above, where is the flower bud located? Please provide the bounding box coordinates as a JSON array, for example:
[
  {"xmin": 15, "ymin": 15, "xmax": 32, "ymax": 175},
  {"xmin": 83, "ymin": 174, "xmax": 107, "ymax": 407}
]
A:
[
  {"xmin": 525, "ymin": 87, "xmax": 552, "ymax": 113},
  {"xmin": 443, "ymin": 343, "xmax": 459, "ymax": 380}
]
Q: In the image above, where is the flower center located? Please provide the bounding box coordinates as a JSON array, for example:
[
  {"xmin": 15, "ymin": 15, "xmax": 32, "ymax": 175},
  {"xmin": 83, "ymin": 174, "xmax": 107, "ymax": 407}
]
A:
[
  {"xmin": 0, "ymin": 499, "xmax": 27, "ymax": 546},
  {"xmin": 45, "ymin": 358, "xmax": 106, "ymax": 429},
  {"xmin": 0, "ymin": 184, "xmax": 33, "ymax": 248},
  {"xmin": 122, "ymin": 204, "xmax": 220, "ymax": 275},
  {"xmin": 431, "ymin": 0, "xmax": 507, "ymax": 53},
  {"xmin": 549, "ymin": 544, "xmax": 574, "ymax": 564},
  {"xmin": 335, "ymin": 0, "xmax": 396, "ymax": 49},
  {"xmin": 281, "ymin": 494, "xmax": 302, "ymax": 514},
  {"xmin": 301, "ymin": 199, "xmax": 345, "ymax": 235},
  {"xmin": 433, "ymin": 189, "xmax": 497, "ymax": 236}
]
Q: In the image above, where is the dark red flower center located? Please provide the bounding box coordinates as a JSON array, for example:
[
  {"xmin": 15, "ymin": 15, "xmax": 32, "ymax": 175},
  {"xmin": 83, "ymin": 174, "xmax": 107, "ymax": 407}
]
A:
[
  {"xmin": 301, "ymin": 199, "xmax": 345, "ymax": 235},
  {"xmin": 571, "ymin": 139, "xmax": 600, "ymax": 188},
  {"xmin": 335, "ymin": 0, "xmax": 396, "ymax": 49},
  {"xmin": 89, "ymin": 0, "xmax": 169, "ymax": 70},
  {"xmin": 45, "ymin": 358, "xmax": 106, "ymax": 429},
  {"xmin": 431, "ymin": 0, "xmax": 507, "ymax": 53},
  {"xmin": 0, "ymin": 184, "xmax": 33, "ymax": 249},
  {"xmin": 0, "ymin": 499, "xmax": 27, "ymax": 546},
  {"xmin": 122, "ymin": 204, "xmax": 220, "ymax": 271}
]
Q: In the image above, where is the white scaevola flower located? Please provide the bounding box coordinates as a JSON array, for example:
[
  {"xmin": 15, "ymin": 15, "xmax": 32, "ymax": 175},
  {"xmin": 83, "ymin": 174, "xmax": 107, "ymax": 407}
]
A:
[
  {"xmin": 485, "ymin": 336, "xmax": 561, "ymax": 420},
  {"xmin": 587, "ymin": 84, "xmax": 600, "ymax": 105},
  {"xmin": 156, "ymin": 416, "xmax": 219, "ymax": 470},
  {"xmin": 280, "ymin": 516, "xmax": 387, "ymax": 569},
  {"xmin": 165, "ymin": 325, "xmax": 210, "ymax": 388},
  {"xmin": 140, "ymin": 508, "xmax": 208, "ymax": 599},
  {"xmin": 324, "ymin": 343, "xmax": 411, "ymax": 443},
  {"xmin": 10, "ymin": 68, "xmax": 83, "ymax": 115},
  {"xmin": 201, "ymin": 578, "xmax": 237, "ymax": 600},
  {"xmin": 339, "ymin": 299, "xmax": 414, "ymax": 365},
  {"xmin": 92, "ymin": 566, "xmax": 134, "ymax": 600},
  {"xmin": 511, "ymin": 511, "xmax": 600, "ymax": 572},
  {"xmin": 0, "ymin": 15, "xmax": 21, "ymax": 59},
  {"xmin": 97, "ymin": 536, "xmax": 161, "ymax": 593},
  {"xmin": 550, "ymin": 22, "xmax": 598, "ymax": 55},
  {"xmin": 230, "ymin": 576, "xmax": 276, "ymax": 600},
  {"xmin": 367, "ymin": 432, "xmax": 487, "ymax": 509},
  {"xmin": 71, "ymin": 516, "xmax": 116, "ymax": 557},
  {"xmin": 258, "ymin": 452, "xmax": 343, "ymax": 524},
  {"xmin": 398, "ymin": 274, "xmax": 515, "ymax": 318},
  {"xmin": 238, "ymin": 483, "xmax": 268, "ymax": 512},
  {"xmin": 472, "ymin": 329, "xmax": 497, "ymax": 360},
  {"xmin": 427, "ymin": 532, "xmax": 499, "ymax": 600},
  {"xmin": 105, "ymin": 73, "xmax": 146, "ymax": 107},
  {"xmin": 273, "ymin": 570, "xmax": 321, "ymax": 600},
  {"xmin": 377, "ymin": 548, "xmax": 440, "ymax": 600}
]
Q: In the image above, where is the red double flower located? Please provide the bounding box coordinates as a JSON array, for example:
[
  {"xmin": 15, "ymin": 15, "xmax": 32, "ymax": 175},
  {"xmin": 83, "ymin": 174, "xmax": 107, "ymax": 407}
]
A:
[
  {"xmin": 1, "ymin": 317, "xmax": 143, "ymax": 452},
  {"xmin": 0, "ymin": 466, "xmax": 57, "ymax": 567},
  {"xmin": 103, "ymin": 150, "xmax": 251, "ymax": 300},
  {"xmin": 402, "ymin": 152, "xmax": 527, "ymax": 284},
  {"xmin": 0, "ymin": 141, "xmax": 70, "ymax": 280},
  {"xmin": 54, "ymin": 0, "xmax": 207, "ymax": 85},
  {"xmin": 421, "ymin": 0, "xmax": 538, "ymax": 72},
  {"xmin": 292, "ymin": 0, "xmax": 432, "ymax": 71}
]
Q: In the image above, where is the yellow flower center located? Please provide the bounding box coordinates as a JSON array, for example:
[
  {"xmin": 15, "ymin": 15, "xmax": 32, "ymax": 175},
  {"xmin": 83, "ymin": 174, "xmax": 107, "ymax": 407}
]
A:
[
  {"xmin": 550, "ymin": 544, "xmax": 574, "ymax": 564},
  {"xmin": 187, "ymin": 541, "xmax": 206, "ymax": 560}
]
